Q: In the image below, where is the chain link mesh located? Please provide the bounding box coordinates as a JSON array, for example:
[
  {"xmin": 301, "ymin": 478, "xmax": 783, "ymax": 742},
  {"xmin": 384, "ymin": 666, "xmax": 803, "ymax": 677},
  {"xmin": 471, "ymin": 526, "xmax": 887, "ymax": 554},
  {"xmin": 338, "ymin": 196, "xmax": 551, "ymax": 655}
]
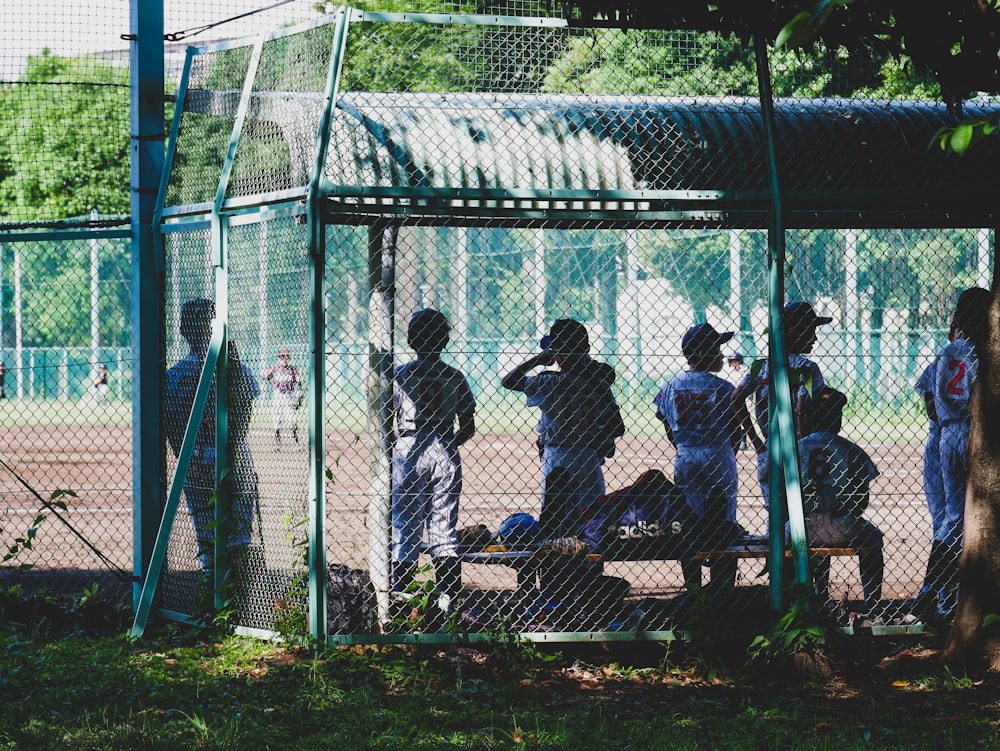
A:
[{"xmin": 1, "ymin": 4, "xmax": 992, "ymax": 638}]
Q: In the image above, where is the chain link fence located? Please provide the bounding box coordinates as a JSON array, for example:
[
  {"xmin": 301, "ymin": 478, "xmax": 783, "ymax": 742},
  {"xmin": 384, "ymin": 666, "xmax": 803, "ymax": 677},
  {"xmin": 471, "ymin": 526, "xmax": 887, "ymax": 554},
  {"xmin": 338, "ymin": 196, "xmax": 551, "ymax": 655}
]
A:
[
  {"xmin": 0, "ymin": 1, "xmax": 319, "ymax": 601},
  {"xmin": 0, "ymin": 228, "xmax": 133, "ymax": 597},
  {"xmin": 1, "ymin": 3, "xmax": 994, "ymax": 640}
]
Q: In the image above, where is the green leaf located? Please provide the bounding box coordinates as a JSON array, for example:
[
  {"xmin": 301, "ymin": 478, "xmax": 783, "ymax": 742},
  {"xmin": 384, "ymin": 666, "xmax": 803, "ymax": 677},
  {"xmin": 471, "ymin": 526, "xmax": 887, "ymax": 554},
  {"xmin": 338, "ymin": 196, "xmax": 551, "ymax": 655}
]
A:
[
  {"xmin": 776, "ymin": 12, "xmax": 819, "ymax": 49},
  {"xmin": 950, "ymin": 124, "xmax": 975, "ymax": 155}
]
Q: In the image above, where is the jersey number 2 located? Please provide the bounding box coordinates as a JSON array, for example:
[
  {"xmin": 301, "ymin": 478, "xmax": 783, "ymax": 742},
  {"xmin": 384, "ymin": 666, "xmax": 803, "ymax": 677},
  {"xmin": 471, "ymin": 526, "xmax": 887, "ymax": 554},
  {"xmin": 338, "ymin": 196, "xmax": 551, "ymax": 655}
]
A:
[{"xmin": 946, "ymin": 360, "xmax": 966, "ymax": 396}]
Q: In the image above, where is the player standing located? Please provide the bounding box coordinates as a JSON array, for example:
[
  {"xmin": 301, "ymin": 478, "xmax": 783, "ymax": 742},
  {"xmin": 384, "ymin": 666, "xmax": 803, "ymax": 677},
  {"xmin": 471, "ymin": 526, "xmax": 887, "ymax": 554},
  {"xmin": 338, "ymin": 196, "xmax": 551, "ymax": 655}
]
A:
[
  {"xmin": 262, "ymin": 348, "xmax": 301, "ymax": 451},
  {"xmin": 908, "ymin": 287, "xmax": 990, "ymax": 623},
  {"xmin": 655, "ymin": 323, "xmax": 745, "ymax": 589},
  {"xmin": 913, "ymin": 321, "xmax": 956, "ymax": 616},
  {"xmin": 733, "ymin": 301, "xmax": 832, "ymax": 507},
  {"xmin": 164, "ymin": 298, "xmax": 259, "ymax": 576},
  {"xmin": 501, "ymin": 318, "xmax": 625, "ymax": 536},
  {"xmin": 392, "ymin": 309, "xmax": 476, "ymax": 628}
]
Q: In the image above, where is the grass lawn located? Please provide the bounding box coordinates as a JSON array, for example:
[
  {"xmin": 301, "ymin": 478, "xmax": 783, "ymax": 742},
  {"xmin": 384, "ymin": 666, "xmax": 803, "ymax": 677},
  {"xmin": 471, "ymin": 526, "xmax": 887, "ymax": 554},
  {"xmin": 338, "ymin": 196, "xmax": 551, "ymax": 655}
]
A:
[{"xmin": 1, "ymin": 597, "xmax": 999, "ymax": 751}]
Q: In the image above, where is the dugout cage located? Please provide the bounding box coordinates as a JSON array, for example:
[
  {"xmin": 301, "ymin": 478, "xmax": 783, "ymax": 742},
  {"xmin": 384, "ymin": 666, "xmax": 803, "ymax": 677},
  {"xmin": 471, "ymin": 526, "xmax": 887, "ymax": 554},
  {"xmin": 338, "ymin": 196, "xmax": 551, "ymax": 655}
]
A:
[{"xmin": 128, "ymin": 7, "xmax": 1000, "ymax": 644}]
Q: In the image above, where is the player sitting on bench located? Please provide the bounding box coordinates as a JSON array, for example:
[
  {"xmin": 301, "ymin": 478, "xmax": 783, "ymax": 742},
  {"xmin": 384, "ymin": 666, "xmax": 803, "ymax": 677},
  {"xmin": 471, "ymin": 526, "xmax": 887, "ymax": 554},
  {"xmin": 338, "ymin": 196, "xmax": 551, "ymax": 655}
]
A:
[{"xmin": 792, "ymin": 387, "xmax": 884, "ymax": 615}]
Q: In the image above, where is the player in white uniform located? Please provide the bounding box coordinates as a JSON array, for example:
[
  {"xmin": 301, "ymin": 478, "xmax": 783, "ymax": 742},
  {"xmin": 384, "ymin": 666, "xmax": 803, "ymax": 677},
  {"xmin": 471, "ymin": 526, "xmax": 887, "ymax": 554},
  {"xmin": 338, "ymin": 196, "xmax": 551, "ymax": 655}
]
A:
[
  {"xmin": 655, "ymin": 323, "xmax": 744, "ymax": 589},
  {"xmin": 262, "ymin": 348, "xmax": 301, "ymax": 451},
  {"xmin": 794, "ymin": 387, "xmax": 883, "ymax": 613},
  {"xmin": 733, "ymin": 301, "xmax": 832, "ymax": 508},
  {"xmin": 392, "ymin": 309, "xmax": 476, "ymax": 625},
  {"xmin": 501, "ymin": 318, "xmax": 625, "ymax": 536},
  {"xmin": 909, "ymin": 287, "xmax": 990, "ymax": 623}
]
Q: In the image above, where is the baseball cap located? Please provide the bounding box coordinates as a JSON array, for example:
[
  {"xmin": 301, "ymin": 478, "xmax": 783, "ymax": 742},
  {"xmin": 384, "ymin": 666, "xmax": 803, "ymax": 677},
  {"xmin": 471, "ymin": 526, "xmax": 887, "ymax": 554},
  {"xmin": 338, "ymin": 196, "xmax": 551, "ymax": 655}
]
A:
[
  {"xmin": 802, "ymin": 386, "xmax": 848, "ymax": 427},
  {"xmin": 783, "ymin": 302, "xmax": 833, "ymax": 332},
  {"xmin": 681, "ymin": 323, "xmax": 734, "ymax": 360},
  {"xmin": 407, "ymin": 308, "xmax": 451, "ymax": 351},
  {"xmin": 540, "ymin": 318, "xmax": 589, "ymax": 355},
  {"xmin": 727, "ymin": 353, "xmax": 744, "ymax": 363},
  {"xmin": 278, "ymin": 348, "xmax": 291, "ymax": 356}
]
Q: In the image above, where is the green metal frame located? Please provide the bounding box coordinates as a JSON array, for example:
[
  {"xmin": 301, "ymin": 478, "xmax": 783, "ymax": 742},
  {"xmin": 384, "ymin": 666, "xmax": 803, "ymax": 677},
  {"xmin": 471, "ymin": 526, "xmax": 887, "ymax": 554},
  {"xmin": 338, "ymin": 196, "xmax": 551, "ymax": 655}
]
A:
[
  {"xmin": 132, "ymin": 8, "xmax": 918, "ymax": 642},
  {"xmin": 753, "ymin": 35, "xmax": 808, "ymax": 609}
]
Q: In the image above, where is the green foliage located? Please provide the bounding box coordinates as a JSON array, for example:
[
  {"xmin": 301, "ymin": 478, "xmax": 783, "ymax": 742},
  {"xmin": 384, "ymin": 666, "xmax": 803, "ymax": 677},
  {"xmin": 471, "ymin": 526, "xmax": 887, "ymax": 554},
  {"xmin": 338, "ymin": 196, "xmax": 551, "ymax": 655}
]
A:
[
  {"xmin": 483, "ymin": 620, "xmax": 563, "ymax": 677},
  {"xmin": 2, "ymin": 492, "xmax": 69, "ymax": 564},
  {"xmin": 745, "ymin": 588, "xmax": 835, "ymax": 668},
  {"xmin": 272, "ymin": 516, "xmax": 312, "ymax": 644},
  {"xmin": 543, "ymin": 28, "xmax": 758, "ymax": 96},
  {"xmin": 776, "ymin": 0, "xmax": 858, "ymax": 51},
  {"xmin": 0, "ymin": 52, "xmax": 129, "ymax": 222},
  {"xmin": 541, "ymin": 25, "xmax": 929, "ymax": 100},
  {"xmin": 933, "ymin": 114, "xmax": 1000, "ymax": 156}
]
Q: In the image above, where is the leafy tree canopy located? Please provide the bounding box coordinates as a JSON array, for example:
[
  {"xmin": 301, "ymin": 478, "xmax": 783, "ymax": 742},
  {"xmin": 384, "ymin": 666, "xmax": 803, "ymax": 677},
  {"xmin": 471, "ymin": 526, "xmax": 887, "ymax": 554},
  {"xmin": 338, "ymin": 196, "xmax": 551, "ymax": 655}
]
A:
[
  {"xmin": 555, "ymin": 1, "xmax": 1000, "ymax": 113},
  {"xmin": 0, "ymin": 51, "xmax": 130, "ymax": 223}
]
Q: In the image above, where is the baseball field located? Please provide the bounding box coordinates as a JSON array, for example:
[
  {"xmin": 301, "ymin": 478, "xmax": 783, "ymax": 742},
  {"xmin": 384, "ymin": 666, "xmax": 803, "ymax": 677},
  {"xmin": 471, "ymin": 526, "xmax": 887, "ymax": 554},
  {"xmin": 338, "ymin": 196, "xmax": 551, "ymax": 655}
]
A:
[{"xmin": 1, "ymin": 398, "xmax": 933, "ymax": 617}]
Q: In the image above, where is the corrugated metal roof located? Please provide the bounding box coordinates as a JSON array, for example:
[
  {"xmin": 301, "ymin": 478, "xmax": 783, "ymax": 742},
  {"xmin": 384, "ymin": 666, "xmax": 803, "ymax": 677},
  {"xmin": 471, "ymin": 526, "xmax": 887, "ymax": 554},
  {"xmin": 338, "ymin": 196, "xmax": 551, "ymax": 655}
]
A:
[{"xmin": 320, "ymin": 92, "xmax": 999, "ymax": 225}]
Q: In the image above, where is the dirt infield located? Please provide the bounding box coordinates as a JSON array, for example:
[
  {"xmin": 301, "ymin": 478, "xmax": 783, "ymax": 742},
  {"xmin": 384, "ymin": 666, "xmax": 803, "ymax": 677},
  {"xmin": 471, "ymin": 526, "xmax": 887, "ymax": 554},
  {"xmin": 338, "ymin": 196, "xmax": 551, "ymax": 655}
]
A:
[{"xmin": 1, "ymin": 422, "xmax": 933, "ymax": 605}]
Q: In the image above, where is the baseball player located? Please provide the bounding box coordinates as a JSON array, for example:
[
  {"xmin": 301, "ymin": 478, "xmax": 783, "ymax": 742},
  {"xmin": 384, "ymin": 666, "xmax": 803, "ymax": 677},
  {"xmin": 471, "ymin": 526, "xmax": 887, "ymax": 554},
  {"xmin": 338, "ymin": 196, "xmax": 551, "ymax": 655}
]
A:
[
  {"xmin": 724, "ymin": 352, "xmax": 745, "ymax": 386},
  {"xmin": 501, "ymin": 318, "xmax": 625, "ymax": 537},
  {"xmin": 655, "ymin": 323, "xmax": 745, "ymax": 589},
  {"xmin": 913, "ymin": 321, "xmax": 956, "ymax": 615},
  {"xmin": 392, "ymin": 309, "xmax": 476, "ymax": 627},
  {"xmin": 164, "ymin": 298, "xmax": 260, "ymax": 575},
  {"xmin": 794, "ymin": 387, "xmax": 884, "ymax": 613},
  {"xmin": 733, "ymin": 301, "xmax": 832, "ymax": 507},
  {"xmin": 262, "ymin": 348, "xmax": 301, "ymax": 451},
  {"xmin": 909, "ymin": 286, "xmax": 990, "ymax": 623}
]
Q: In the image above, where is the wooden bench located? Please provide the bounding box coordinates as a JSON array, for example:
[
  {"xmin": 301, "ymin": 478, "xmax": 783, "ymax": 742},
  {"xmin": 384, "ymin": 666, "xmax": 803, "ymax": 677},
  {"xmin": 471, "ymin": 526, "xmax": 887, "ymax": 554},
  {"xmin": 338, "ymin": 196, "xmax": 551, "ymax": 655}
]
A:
[
  {"xmin": 690, "ymin": 543, "xmax": 869, "ymax": 562},
  {"xmin": 460, "ymin": 537, "xmax": 868, "ymax": 568}
]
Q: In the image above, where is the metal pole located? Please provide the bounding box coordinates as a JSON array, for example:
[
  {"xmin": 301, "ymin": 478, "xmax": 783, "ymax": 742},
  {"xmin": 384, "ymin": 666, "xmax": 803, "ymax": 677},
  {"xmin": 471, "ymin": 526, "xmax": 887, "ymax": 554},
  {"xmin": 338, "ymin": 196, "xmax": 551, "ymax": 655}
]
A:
[
  {"xmin": 755, "ymin": 34, "xmax": 809, "ymax": 609},
  {"xmin": 979, "ymin": 227, "xmax": 992, "ymax": 290},
  {"xmin": 305, "ymin": 6, "xmax": 350, "ymax": 642},
  {"xmin": 845, "ymin": 229, "xmax": 861, "ymax": 393},
  {"xmin": 129, "ymin": 0, "xmax": 165, "ymax": 612},
  {"xmin": 369, "ymin": 221, "xmax": 396, "ymax": 627},
  {"xmin": 729, "ymin": 229, "xmax": 742, "ymax": 343},
  {"xmin": 91, "ymin": 209, "xmax": 101, "ymax": 379},
  {"xmin": 13, "ymin": 242, "xmax": 22, "ymax": 400},
  {"xmin": 624, "ymin": 229, "xmax": 641, "ymax": 401}
]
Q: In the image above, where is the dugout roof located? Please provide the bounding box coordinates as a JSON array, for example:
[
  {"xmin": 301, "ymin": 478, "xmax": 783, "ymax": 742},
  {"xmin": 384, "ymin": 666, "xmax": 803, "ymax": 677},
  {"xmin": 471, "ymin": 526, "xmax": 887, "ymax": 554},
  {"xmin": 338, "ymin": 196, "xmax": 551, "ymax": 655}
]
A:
[
  {"xmin": 321, "ymin": 93, "xmax": 997, "ymax": 228},
  {"xmin": 174, "ymin": 90, "xmax": 1000, "ymax": 229}
]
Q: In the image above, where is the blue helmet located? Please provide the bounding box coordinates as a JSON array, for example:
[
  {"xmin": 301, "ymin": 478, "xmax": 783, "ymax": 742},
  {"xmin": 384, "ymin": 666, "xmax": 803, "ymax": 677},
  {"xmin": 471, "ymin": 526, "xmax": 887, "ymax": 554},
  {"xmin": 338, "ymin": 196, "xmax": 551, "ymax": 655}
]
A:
[{"xmin": 497, "ymin": 512, "xmax": 540, "ymax": 542}]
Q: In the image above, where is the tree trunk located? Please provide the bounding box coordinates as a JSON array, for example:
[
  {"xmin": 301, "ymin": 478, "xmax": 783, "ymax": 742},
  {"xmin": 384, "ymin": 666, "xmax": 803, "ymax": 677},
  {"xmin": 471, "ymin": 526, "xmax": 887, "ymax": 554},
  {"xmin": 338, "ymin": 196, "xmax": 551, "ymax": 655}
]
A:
[{"xmin": 943, "ymin": 290, "xmax": 1000, "ymax": 672}]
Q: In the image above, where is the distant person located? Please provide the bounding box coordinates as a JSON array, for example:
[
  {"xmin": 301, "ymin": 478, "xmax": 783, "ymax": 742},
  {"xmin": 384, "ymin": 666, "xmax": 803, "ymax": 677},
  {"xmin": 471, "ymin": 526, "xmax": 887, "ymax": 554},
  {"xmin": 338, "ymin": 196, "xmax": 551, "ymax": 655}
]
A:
[
  {"xmin": 501, "ymin": 318, "xmax": 625, "ymax": 537},
  {"xmin": 724, "ymin": 352, "xmax": 745, "ymax": 386},
  {"xmin": 794, "ymin": 387, "xmax": 884, "ymax": 614},
  {"xmin": 733, "ymin": 301, "xmax": 833, "ymax": 505},
  {"xmin": 262, "ymin": 348, "xmax": 301, "ymax": 451},
  {"xmin": 164, "ymin": 298, "xmax": 260, "ymax": 576},
  {"xmin": 90, "ymin": 364, "xmax": 109, "ymax": 404},
  {"xmin": 392, "ymin": 309, "xmax": 476, "ymax": 627},
  {"xmin": 654, "ymin": 323, "xmax": 745, "ymax": 589},
  {"xmin": 908, "ymin": 287, "xmax": 990, "ymax": 623},
  {"xmin": 0, "ymin": 360, "xmax": 6, "ymax": 399}
]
